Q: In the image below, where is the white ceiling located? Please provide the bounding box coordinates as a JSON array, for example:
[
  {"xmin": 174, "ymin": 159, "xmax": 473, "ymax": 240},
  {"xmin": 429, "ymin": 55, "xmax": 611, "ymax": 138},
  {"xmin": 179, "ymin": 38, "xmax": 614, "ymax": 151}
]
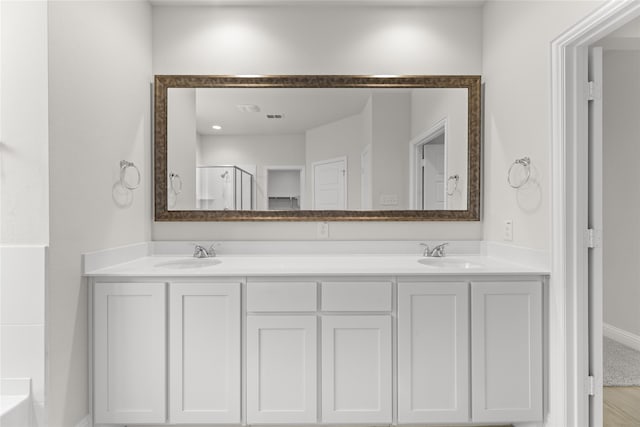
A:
[
  {"xmin": 150, "ymin": 0, "xmax": 485, "ymax": 6},
  {"xmin": 193, "ymin": 88, "xmax": 376, "ymax": 135}
]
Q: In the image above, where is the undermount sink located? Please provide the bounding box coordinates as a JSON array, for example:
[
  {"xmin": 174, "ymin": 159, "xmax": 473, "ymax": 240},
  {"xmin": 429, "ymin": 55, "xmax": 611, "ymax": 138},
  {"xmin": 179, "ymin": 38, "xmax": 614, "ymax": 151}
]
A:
[
  {"xmin": 417, "ymin": 258, "xmax": 483, "ymax": 269},
  {"xmin": 155, "ymin": 258, "xmax": 222, "ymax": 269}
]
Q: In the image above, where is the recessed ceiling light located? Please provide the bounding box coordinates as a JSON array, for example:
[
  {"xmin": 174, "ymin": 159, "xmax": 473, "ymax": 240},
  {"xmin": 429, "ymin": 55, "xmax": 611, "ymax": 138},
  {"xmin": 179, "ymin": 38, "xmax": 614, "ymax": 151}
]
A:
[
  {"xmin": 236, "ymin": 74, "xmax": 264, "ymax": 78},
  {"xmin": 371, "ymin": 74, "xmax": 400, "ymax": 78},
  {"xmin": 212, "ymin": 125, "xmax": 222, "ymax": 130}
]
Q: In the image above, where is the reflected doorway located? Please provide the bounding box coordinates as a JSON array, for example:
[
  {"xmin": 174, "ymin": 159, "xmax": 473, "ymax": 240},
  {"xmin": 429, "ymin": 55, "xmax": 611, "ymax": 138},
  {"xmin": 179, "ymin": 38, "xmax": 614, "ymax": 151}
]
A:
[
  {"xmin": 265, "ymin": 166, "xmax": 305, "ymax": 211},
  {"xmin": 410, "ymin": 119, "xmax": 447, "ymax": 210}
]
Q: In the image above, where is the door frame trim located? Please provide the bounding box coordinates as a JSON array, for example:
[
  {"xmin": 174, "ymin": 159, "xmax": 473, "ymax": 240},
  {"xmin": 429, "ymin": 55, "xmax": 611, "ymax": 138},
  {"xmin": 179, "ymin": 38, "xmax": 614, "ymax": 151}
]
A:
[
  {"xmin": 551, "ymin": 1, "xmax": 640, "ymax": 426},
  {"xmin": 409, "ymin": 117, "xmax": 448, "ymax": 209}
]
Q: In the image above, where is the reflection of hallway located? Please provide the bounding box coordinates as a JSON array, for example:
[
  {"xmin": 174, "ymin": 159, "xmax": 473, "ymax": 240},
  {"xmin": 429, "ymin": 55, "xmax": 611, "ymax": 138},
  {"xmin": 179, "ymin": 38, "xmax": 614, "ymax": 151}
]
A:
[{"xmin": 604, "ymin": 387, "xmax": 640, "ymax": 426}]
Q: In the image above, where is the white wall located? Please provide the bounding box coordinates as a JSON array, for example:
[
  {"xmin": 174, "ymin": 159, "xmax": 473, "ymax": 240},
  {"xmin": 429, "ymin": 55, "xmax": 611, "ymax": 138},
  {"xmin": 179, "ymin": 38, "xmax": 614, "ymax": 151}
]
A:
[
  {"xmin": 306, "ymin": 113, "xmax": 365, "ymax": 210},
  {"xmin": 0, "ymin": 246, "xmax": 47, "ymax": 425},
  {"xmin": 0, "ymin": 2, "xmax": 49, "ymax": 425},
  {"xmin": 152, "ymin": 5, "xmax": 484, "ymax": 241},
  {"xmin": 482, "ymin": 0, "xmax": 602, "ymax": 251},
  {"xmin": 168, "ymin": 88, "xmax": 197, "ymax": 210},
  {"xmin": 198, "ymin": 133, "xmax": 305, "ymax": 210},
  {"xmin": 0, "ymin": 0, "xmax": 49, "ymax": 244},
  {"xmin": 411, "ymin": 89, "xmax": 467, "ymax": 210},
  {"xmin": 481, "ymin": 3, "xmax": 604, "ymax": 427},
  {"xmin": 603, "ymin": 50, "xmax": 640, "ymax": 338},
  {"xmin": 371, "ymin": 92, "xmax": 411, "ymax": 210},
  {"xmin": 47, "ymin": 2, "xmax": 152, "ymax": 426}
]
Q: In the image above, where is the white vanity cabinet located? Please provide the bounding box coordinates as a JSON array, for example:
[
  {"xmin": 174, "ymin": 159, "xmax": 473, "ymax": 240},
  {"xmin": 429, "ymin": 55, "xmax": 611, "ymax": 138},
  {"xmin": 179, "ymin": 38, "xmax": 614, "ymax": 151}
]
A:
[
  {"xmin": 169, "ymin": 282, "xmax": 241, "ymax": 424},
  {"xmin": 246, "ymin": 315, "xmax": 318, "ymax": 424},
  {"xmin": 93, "ymin": 281, "xmax": 241, "ymax": 426},
  {"xmin": 471, "ymin": 281, "xmax": 543, "ymax": 423},
  {"xmin": 246, "ymin": 281, "xmax": 318, "ymax": 424},
  {"xmin": 398, "ymin": 279, "xmax": 543, "ymax": 425},
  {"xmin": 89, "ymin": 268, "xmax": 545, "ymax": 427},
  {"xmin": 397, "ymin": 282, "xmax": 470, "ymax": 423},
  {"xmin": 245, "ymin": 279, "xmax": 393, "ymax": 425},
  {"xmin": 93, "ymin": 282, "xmax": 167, "ymax": 425},
  {"xmin": 321, "ymin": 315, "xmax": 392, "ymax": 423},
  {"xmin": 321, "ymin": 281, "xmax": 393, "ymax": 423}
]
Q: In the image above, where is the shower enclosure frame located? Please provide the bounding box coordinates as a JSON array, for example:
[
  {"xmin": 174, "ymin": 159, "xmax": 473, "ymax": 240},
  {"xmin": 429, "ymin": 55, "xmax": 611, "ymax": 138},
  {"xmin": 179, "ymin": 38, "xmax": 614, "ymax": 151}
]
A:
[{"xmin": 197, "ymin": 165, "xmax": 254, "ymax": 211}]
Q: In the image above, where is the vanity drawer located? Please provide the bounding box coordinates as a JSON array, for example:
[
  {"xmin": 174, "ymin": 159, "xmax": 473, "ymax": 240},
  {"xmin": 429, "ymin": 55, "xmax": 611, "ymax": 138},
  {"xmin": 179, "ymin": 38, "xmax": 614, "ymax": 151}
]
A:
[
  {"xmin": 247, "ymin": 282, "xmax": 317, "ymax": 312},
  {"xmin": 321, "ymin": 282, "xmax": 392, "ymax": 312}
]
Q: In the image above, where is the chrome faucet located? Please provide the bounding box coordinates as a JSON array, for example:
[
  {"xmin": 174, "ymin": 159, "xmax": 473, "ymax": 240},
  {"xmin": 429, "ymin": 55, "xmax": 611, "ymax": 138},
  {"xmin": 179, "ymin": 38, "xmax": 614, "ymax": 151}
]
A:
[
  {"xmin": 192, "ymin": 243, "xmax": 218, "ymax": 258},
  {"xmin": 420, "ymin": 242, "xmax": 449, "ymax": 258}
]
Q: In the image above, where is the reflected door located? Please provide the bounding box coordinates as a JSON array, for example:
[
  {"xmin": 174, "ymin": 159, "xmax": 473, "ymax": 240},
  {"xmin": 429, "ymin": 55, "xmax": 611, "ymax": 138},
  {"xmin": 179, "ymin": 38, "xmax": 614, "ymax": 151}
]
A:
[
  {"xmin": 422, "ymin": 139, "xmax": 445, "ymax": 210},
  {"xmin": 312, "ymin": 157, "xmax": 347, "ymax": 210}
]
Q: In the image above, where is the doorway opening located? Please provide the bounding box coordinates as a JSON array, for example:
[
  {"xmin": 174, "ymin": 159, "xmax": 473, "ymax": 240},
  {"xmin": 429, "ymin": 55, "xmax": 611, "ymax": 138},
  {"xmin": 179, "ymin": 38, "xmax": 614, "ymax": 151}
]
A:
[
  {"xmin": 552, "ymin": 2, "xmax": 640, "ymax": 426},
  {"xmin": 409, "ymin": 118, "xmax": 447, "ymax": 210},
  {"xmin": 265, "ymin": 166, "xmax": 305, "ymax": 211},
  {"xmin": 590, "ymin": 26, "xmax": 640, "ymax": 427}
]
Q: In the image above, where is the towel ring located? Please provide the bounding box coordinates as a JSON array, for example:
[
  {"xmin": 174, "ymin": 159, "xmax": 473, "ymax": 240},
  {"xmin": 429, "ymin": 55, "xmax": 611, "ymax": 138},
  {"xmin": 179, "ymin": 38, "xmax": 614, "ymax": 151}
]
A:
[
  {"xmin": 120, "ymin": 160, "xmax": 141, "ymax": 190},
  {"xmin": 169, "ymin": 172, "xmax": 183, "ymax": 195},
  {"xmin": 447, "ymin": 174, "xmax": 459, "ymax": 196},
  {"xmin": 508, "ymin": 157, "xmax": 531, "ymax": 189}
]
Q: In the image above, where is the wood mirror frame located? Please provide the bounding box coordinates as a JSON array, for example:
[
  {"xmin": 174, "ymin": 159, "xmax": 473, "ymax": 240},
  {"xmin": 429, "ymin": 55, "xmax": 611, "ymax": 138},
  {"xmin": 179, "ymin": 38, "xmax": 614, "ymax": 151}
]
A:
[{"xmin": 154, "ymin": 75, "xmax": 481, "ymax": 221}]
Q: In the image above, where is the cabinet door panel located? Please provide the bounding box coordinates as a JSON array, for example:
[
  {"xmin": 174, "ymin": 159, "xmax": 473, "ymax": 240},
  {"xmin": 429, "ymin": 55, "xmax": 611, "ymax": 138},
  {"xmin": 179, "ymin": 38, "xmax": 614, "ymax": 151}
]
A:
[
  {"xmin": 169, "ymin": 283, "xmax": 240, "ymax": 424},
  {"xmin": 94, "ymin": 282, "xmax": 166, "ymax": 424},
  {"xmin": 471, "ymin": 281, "xmax": 543, "ymax": 423},
  {"xmin": 321, "ymin": 315, "xmax": 392, "ymax": 423},
  {"xmin": 246, "ymin": 316, "xmax": 317, "ymax": 424},
  {"xmin": 398, "ymin": 282, "xmax": 469, "ymax": 423}
]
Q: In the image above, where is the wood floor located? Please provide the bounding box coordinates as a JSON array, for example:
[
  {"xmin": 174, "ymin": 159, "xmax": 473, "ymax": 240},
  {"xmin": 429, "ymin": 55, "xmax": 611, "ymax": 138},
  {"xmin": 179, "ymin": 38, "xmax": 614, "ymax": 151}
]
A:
[{"xmin": 604, "ymin": 386, "xmax": 640, "ymax": 426}]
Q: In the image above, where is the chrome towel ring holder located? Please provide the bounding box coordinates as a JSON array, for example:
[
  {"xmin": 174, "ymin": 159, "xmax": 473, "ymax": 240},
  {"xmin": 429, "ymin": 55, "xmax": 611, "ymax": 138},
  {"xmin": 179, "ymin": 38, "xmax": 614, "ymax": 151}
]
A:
[
  {"xmin": 508, "ymin": 157, "xmax": 531, "ymax": 189},
  {"xmin": 169, "ymin": 172, "xmax": 183, "ymax": 195},
  {"xmin": 447, "ymin": 174, "xmax": 459, "ymax": 196},
  {"xmin": 120, "ymin": 160, "xmax": 141, "ymax": 190}
]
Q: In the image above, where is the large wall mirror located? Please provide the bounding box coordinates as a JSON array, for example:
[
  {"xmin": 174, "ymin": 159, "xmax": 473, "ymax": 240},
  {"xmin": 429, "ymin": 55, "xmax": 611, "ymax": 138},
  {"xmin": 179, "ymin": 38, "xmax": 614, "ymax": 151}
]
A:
[{"xmin": 154, "ymin": 75, "xmax": 481, "ymax": 221}]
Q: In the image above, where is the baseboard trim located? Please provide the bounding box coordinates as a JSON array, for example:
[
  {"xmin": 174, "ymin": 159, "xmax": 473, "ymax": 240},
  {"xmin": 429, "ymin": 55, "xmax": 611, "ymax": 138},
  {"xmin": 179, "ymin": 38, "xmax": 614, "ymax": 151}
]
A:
[
  {"xmin": 604, "ymin": 323, "xmax": 640, "ymax": 352},
  {"xmin": 75, "ymin": 414, "xmax": 91, "ymax": 427}
]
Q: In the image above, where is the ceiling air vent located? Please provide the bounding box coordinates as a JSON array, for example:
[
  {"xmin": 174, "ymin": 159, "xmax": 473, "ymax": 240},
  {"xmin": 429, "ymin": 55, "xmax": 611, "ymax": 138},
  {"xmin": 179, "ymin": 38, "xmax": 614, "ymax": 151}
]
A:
[
  {"xmin": 266, "ymin": 114, "xmax": 284, "ymax": 119},
  {"xmin": 236, "ymin": 104, "xmax": 260, "ymax": 113}
]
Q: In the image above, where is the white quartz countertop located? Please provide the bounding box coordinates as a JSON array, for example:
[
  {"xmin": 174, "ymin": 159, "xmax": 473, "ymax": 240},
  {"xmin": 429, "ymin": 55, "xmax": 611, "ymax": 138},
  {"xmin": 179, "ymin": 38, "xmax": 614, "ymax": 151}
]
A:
[{"xmin": 83, "ymin": 254, "xmax": 549, "ymax": 277}]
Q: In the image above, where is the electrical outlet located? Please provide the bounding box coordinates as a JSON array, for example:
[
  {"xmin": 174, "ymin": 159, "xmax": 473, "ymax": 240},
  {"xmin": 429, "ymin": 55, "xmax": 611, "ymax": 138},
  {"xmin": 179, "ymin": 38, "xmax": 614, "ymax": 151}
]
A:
[
  {"xmin": 380, "ymin": 194, "xmax": 399, "ymax": 206},
  {"xmin": 504, "ymin": 219, "xmax": 513, "ymax": 241},
  {"xmin": 317, "ymin": 222, "xmax": 329, "ymax": 239}
]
